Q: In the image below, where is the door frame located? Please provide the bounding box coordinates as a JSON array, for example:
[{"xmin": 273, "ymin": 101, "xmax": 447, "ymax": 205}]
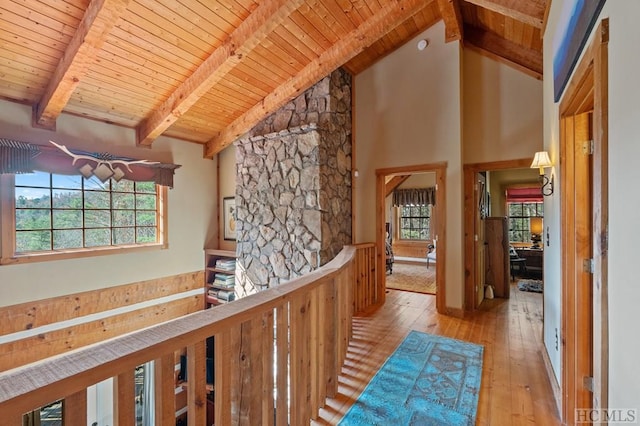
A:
[
  {"xmin": 559, "ymin": 18, "xmax": 609, "ymax": 423},
  {"xmin": 462, "ymin": 158, "xmax": 533, "ymax": 311},
  {"xmin": 375, "ymin": 162, "xmax": 446, "ymax": 313}
]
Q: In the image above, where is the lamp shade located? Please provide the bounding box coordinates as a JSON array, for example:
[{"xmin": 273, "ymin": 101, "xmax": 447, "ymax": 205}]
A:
[
  {"xmin": 531, "ymin": 151, "xmax": 552, "ymax": 174},
  {"xmin": 530, "ymin": 217, "xmax": 543, "ymax": 235}
]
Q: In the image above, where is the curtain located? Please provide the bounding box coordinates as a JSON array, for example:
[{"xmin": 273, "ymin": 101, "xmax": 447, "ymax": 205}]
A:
[
  {"xmin": 0, "ymin": 138, "xmax": 180, "ymax": 188},
  {"xmin": 506, "ymin": 187, "xmax": 543, "ymax": 203},
  {"xmin": 392, "ymin": 187, "xmax": 436, "ymax": 206}
]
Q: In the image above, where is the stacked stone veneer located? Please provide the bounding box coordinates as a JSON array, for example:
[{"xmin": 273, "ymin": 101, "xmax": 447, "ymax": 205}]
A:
[{"xmin": 235, "ymin": 69, "xmax": 352, "ymax": 295}]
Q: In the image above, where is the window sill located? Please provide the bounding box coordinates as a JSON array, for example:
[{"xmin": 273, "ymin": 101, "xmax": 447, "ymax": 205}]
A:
[{"xmin": 0, "ymin": 242, "xmax": 167, "ymax": 266}]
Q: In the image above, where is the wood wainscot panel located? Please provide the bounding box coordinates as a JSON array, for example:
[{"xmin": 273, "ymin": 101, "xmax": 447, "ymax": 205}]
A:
[
  {"xmin": 0, "ymin": 271, "xmax": 204, "ymax": 371},
  {"xmin": 0, "ymin": 271, "xmax": 204, "ymax": 335}
]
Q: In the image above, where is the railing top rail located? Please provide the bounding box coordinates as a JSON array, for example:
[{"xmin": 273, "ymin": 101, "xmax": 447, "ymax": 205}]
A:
[{"xmin": 0, "ymin": 245, "xmax": 356, "ymax": 416}]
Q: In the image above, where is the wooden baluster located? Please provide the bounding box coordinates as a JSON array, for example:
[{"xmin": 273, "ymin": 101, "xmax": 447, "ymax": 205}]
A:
[
  {"xmin": 275, "ymin": 304, "xmax": 288, "ymax": 426},
  {"xmin": 261, "ymin": 310, "xmax": 275, "ymax": 426},
  {"xmin": 215, "ymin": 329, "xmax": 232, "ymax": 426},
  {"xmin": 324, "ymin": 278, "xmax": 338, "ymax": 398},
  {"xmin": 290, "ymin": 292, "xmax": 311, "ymax": 425},
  {"xmin": 310, "ymin": 285, "xmax": 320, "ymax": 418},
  {"xmin": 114, "ymin": 368, "xmax": 135, "ymax": 426},
  {"xmin": 187, "ymin": 341, "xmax": 206, "ymax": 426},
  {"xmin": 64, "ymin": 390, "xmax": 87, "ymax": 425},
  {"xmin": 237, "ymin": 318, "xmax": 263, "ymax": 424},
  {"xmin": 155, "ymin": 353, "xmax": 176, "ymax": 426}
]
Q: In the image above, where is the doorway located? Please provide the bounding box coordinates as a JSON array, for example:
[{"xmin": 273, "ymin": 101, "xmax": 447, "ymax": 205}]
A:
[
  {"xmin": 463, "ymin": 158, "xmax": 533, "ymax": 311},
  {"xmin": 558, "ymin": 19, "xmax": 609, "ymax": 423},
  {"xmin": 375, "ymin": 163, "xmax": 446, "ymax": 313}
]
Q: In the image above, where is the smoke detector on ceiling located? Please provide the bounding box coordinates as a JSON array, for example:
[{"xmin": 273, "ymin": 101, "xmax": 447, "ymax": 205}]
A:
[{"xmin": 417, "ymin": 39, "xmax": 429, "ymax": 51}]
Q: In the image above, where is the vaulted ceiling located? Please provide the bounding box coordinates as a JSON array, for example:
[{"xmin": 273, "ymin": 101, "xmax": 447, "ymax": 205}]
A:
[{"xmin": 0, "ymin": 0, "xmax": 547, "ymax": 158}]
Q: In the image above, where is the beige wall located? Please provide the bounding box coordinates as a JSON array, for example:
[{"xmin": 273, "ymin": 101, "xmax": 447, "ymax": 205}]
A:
[
  {"xmin": 0, "ymin": 100, "xmax": 217, "ymax": 307},
  {"xmin": 355, "ymin": 21, "xmax": 464, "ymax": 309},
  {"xmin": 545, "ymin": 0, "xmax": 640, "ymax": 406},
  {"xmin": 217, "ymin": 144, "xmax": 237, "ymax": 251},
  {"xmin": 463, "ymin": 49, "xmax": 543, "ymax": 164}
]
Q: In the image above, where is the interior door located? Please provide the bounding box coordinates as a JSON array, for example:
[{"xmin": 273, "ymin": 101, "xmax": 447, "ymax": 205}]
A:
[
  {"xmin": 574, "ymin": 112, "xmax": 594, "ymax": 413},
  {"xmin": 562, "ymin": 111, "xmax": 594, "ymax": 422}
]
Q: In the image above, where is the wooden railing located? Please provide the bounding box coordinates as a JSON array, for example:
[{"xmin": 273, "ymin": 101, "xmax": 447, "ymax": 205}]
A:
[
  {"xmin": 0, "ymin": 244, "xmax": 380, "ymax": 424},
  {"xmin": 352, "ymin": 242, "xmax": 382, "ymax": 313}
]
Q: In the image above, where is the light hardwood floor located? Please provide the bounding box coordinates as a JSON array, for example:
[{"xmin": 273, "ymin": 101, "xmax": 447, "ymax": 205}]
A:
[{"xmin": 313, "ymin": 284, "xmax": 561, "ymax": 425}]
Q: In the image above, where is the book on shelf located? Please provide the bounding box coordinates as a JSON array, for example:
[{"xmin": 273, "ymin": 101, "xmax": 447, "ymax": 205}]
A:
[
  {"xmin": 214, "ymin": 259, "xmax": 236, "ymax": 271},
  {"xmin": 214, "ymin": 273, "xmax": 235, "ymax": 281},
  {"xmin": 213, "ymin": 279, "xmax": 234, "ymax": 288},
  {"xmin": 208, "ymin": 289, "xmax": 235, "ymax": 302}
]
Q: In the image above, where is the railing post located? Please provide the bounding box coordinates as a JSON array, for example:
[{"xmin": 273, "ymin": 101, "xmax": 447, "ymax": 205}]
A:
[
  {"xmin": 237, "ymin": 318, "xmax": 265, "ymax": 424},
  {"xmin": 113, "ymin": 368, "xmax": 135, "ymax": 425},
  {"xmin": 290, "ymin": 292, "xmax": 312, "ymax": 425},
  {"xmin": 324, "ymin": 277, "xmax": 338, "ymax": 398},
  {"xmin": 274, "ymin": 304, "xmax": 288, "ymax": 426},
  {"xmin": 187, "ymin": 341, "xmax": 206, "ymax": 426},
  {"xmin": 155, "ymin": 353, "xmax": 176, "ymax": 425},
  {"xmin": 215, "ymin": 329, "xmax": 232, "ymax": 426},
  {"xmin": 64, "ymin": 390, "xmax": 87, "ymax": 425},
  {"xmin": 261, "ymin": 310, "xmax": 275, "ymax": 426}
]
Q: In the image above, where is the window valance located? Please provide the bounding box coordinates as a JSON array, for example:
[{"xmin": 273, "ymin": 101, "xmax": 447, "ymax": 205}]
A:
[
  {"xmin": 392, "ymin": 187, "xmax": 436, "ymax": 206},
  {"xmin": 0, "ymin": 138, "xmax": 181, "ymax": 188},
  {"xmin": 506, "ymin": 187, "xmax": 543, "ymax": 203}
]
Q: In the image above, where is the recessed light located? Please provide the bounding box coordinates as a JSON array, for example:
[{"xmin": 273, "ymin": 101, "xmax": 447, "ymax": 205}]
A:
[{"xmin": 417, "ymin": 39, "xmax": 429, "ymax": 51}]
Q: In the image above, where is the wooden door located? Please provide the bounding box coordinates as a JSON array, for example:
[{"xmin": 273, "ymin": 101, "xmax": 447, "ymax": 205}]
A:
[
  {"xmin": 484, "ymin": 217, "xmax": 509, "ymax": 298},
  {"xmin": 562, "ymin": 112, "xmax": 594, "ymax": 421}
]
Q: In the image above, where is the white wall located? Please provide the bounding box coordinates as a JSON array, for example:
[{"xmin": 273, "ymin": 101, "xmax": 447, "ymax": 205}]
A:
[
  {"xmin": 355, "ymin": 22, "xmax": 465, "ymax": 309},
  {"xmin": 463, "ymin": 49, "xmax": 543, "ymax": 164},
  {"xmin": 545, "ymin": 0, "xmax": 640, "ymax": 408},
  {"xmin": 0, "ymin": 100, "xmax": 217, "ymax": 307}
]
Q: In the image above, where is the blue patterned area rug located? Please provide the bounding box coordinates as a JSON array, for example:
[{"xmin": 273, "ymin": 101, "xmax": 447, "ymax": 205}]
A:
[{"xmin": 338, "ymin": 331, "xmax": 483, "ymax": 426}]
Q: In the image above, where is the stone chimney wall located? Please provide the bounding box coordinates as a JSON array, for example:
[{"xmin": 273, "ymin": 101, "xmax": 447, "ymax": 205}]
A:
[{"xmin": 235, "ymin": 69, "xmax": 352, "ymax": 295}]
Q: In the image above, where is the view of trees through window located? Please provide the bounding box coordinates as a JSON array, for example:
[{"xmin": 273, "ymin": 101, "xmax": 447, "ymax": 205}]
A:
[
  {"xmin": 508, "ymin": 202, "xmax": 543, "ymax": 242},
  {"xmin": 399, "ymin": 204, "xmax": 431, "ymax": 240},
  {"xmin": 15, "ymin": 171, "xmax": 158, "ymax": 253}
]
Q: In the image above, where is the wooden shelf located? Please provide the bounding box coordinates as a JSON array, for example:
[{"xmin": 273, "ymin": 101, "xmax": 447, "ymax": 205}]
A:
[{"xmin": 204, "ymin": 249, "xmax": 237, "ymax": 309}]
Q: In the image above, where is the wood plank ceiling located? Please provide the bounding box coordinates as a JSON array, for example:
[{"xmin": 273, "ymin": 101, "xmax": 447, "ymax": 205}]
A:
[{"xmin": 0, "ymin": 0, "xmax": 548, "ymax": 158}]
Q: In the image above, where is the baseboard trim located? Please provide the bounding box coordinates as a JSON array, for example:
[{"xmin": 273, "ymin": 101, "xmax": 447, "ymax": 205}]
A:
[
  {"xmin": 394, "ymin": 256, "xmax": 428, "ymax": 264},
  {"xmin": 541, "ymin": 343, "xmax": 562, "ymax": 417},
  {"xmin": 445, "ymin": 306, "xmax": 465, "ymax": 318}
]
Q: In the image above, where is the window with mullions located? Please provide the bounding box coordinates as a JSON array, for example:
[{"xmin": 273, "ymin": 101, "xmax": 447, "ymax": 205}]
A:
[
  {"xmin": 508, "ymin": 202, "xmax": 543, "ymax": 242},
  {"xmin": 399, "ymin": 204, "xmax": 431, "ymax": 240},
  {"xmin": 14, "ymin": 171, "xmax": 158, "ymax": 253}
]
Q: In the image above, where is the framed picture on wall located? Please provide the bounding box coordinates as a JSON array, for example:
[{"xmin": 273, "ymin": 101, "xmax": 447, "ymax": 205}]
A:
[{"xmin": 223, "ymin": 197, "xmax": 236, "ymax": 241}]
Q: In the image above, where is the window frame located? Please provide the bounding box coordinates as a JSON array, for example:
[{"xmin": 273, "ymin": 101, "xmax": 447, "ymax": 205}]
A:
[
  {"xmin": 398, "ymin": 203, "xmax": 432, "ymax": 241},
  {"xmin": 0, "ymin": 174, "xmax": 167, "ymax": 265},
  {"xmin": 507, "ymin": 201, "xmax": 543, "ymax": 243}
]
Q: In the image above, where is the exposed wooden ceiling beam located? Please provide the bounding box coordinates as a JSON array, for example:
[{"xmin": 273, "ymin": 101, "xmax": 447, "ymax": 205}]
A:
[
  {"xmin": 205, "ymin": 0, "xmax": 434, "ymax": 158},
  {"xmin": 436, "ymin": 0, "xmax": 464, "ymax": 42},
  {"xmin": 33, "ymin": 0, "xmax": 130, "ymax": 130},
  {"xmin": 465, "ymin": 25, "xmax": 542, "ymax": 79},
  {"xmin": 135, "ymin": 0, "xmax": 305, "ymax": 147},
  {"xmin": 385, "ymin": 175, "xmax": 411, "ymax": 197},
  {"xmin": 464, "ymin": 0, "xmax": 545, "ymax": 29}
]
